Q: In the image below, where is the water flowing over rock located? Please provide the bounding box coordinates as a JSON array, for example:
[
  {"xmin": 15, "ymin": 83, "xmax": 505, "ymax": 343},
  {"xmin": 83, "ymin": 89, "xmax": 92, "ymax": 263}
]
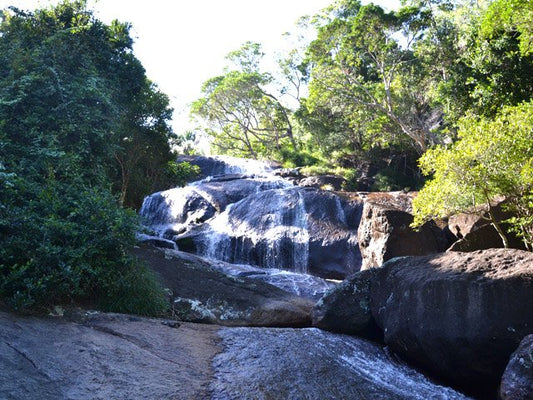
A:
[
  {"xmin": 370, "ymin": 249, "xmax": 533, "ymax": 398},
  {"xmin": 133, "ymin": 246, "xmax": 314, "ymax": 327},
  {"xmin": 197, "ymin": 187, "xmax": 362, "ymax": 279},
  {"xmin": 140, "ymin": 156, "xmax": 362, "ymax": 279},
  {"xmin": 211, "ymin": 327, "xmax": 472, "ymax": 400}
]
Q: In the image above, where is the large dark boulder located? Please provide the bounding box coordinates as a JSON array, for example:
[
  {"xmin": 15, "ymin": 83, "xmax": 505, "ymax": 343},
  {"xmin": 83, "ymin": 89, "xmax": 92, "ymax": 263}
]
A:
[
  {"xmin": 133, "ymin": 246, "xmax": 313, "ymax": 327},
  {"xmin": 448, "ymin": 200, "xmax": 526, "ymax": 251},
  {"xmin": 370, "ymin": 249, "xmax": 533, "ymax": 397},
  {"xmin": 500, "ymin": 335, "xmax": 533, "ymax": 400},
  {"xmin": 357, "ymin": 193, "xmax": 454, "ymax": 269},
  {"xmin": 312, "ymin": 268, "xmax": 381, "ymax": 338}
]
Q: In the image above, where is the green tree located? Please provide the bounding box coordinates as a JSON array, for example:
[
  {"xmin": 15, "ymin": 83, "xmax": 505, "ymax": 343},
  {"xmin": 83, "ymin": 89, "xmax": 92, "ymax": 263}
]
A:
[
  {"xmin": 191, "ymin": 42, "xmax": 296, "ymax": 159},
  {"xmin": 304, "ymin": 0, "xmax": 446, "ymax": 154},
  {"xmin": 0, "ymin": 1, "xmax": 172, "ymax": 313},
  {"xmin": 412, "ymin": 101, "xmax": 533, "ymax": 249}
]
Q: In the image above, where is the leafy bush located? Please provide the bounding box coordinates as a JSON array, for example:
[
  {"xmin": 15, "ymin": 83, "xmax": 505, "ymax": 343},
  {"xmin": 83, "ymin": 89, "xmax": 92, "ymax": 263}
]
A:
[{"xmin": 0, "ymin": 177, "xmax": 167, "ymax": 314}]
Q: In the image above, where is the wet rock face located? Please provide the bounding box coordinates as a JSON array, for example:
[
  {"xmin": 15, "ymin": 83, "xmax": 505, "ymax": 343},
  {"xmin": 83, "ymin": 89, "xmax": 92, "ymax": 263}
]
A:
[
  {"xmin": 500, "ymin": 334, "xmax": 533, "ymax": 400},
  {"xmin": 357, "ymin": 195, "xmax": 454, "ymax": 269},
  {"xmin": 133, "ymin": 246, "xmax": 313, "ymax": 327},
  {"xmin": 197, "ymin": 187, "xmax": 362, "ymax": 279},
  {"xmin": 211, "ymin": 327, "xmax": 471, "ymax": 400},
  {"xmin": 370, "ymin": 249, "xmax": 533, "ymax": 397},
  {"xmin": 139, "ymin": 177, "xmax": 287, "ymax": 237}
]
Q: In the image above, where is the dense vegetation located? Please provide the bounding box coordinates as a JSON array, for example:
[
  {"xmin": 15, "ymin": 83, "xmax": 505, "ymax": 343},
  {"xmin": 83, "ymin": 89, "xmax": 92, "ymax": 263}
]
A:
[
  {"xmin": 0, "ymin": 1, "xmax": 197, "ymax": 313},
  {"xmin": 192, "ymin": 0, "xmax": 533, "ymax": 247}
]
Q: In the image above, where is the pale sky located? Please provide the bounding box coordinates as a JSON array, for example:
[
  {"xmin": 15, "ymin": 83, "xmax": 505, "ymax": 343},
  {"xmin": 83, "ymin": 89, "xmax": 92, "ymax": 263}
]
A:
[{"xmin": 1, "ymin": 0, "xmax": 401, "ymax": 134}]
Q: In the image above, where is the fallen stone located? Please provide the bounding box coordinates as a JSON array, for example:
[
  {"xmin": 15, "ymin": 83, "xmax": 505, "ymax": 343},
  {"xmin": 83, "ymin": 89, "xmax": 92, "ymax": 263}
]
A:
[{"xmin": 500, "ymin": 334, "xmax": 533, "ymax": 400}]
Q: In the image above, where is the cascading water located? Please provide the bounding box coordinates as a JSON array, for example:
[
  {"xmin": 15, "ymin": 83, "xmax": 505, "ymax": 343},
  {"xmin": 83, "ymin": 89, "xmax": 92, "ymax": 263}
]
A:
[
  {"xmin": 200, "ymin": 187, "xmax": 310, "ymax": 273},
  {"xmin": 140, "ymin": 154, "xmax": 362, "ymax": 282}
]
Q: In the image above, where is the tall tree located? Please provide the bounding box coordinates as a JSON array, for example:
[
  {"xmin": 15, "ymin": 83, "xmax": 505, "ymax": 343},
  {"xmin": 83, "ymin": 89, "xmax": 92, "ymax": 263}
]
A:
[
  {"xmin": 304, "ymin": 0, "xmax": 445, "ymax": 154},
  {"xmin": 191, "ymin": 42, "xmax": 296, "ymax": 159},
  {"xmin": 0, "ymin": 1, "xmax": 172, "ymax": 312}
]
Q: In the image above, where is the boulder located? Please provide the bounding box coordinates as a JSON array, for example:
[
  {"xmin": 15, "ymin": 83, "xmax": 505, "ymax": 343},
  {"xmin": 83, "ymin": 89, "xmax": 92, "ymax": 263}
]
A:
[
  {"xmin": 140, "ymin": 177, "xmax": 288, "ymax": 238},
  {"xmin": 312, "ymin": 268, "xmax": 381, "ymax": 338},
  {"xmin": 447, "ymin": 200, "xmax": 526, "ymax": 251},
  {"xmin": 448, "ymin": 223, "xmax": 526, "ymax": 252},
  {"xmin": 298, "ymin": 174, "xmax": 346, "ymax": 191},
  {"xmin": 370, "ymin": 249, "xmax": 533, "ymax": 397},
  {"xmin": 357, "ymin": 193, "xmax": 454, "ymax": 270},
  {"xmin": 133, "ymin": 246, "xmax": 313, "ymax": 327},
  {"xmin": 500, "ymin": 334, "xmax": 533, "ymax": 400}
]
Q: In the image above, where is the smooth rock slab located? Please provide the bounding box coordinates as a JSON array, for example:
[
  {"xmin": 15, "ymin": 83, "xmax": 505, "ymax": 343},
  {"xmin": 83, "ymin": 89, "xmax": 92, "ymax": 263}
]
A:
[
  {"xmin": 210, "ymin": 327, "xmax": 471, "ymax": 400},
  {"xmin": 0, "ymin": 311, "xmax": 218, "ymax": 400}
]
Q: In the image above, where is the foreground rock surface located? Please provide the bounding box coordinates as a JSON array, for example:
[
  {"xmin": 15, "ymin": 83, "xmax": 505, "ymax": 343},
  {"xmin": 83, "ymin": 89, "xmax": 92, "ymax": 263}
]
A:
[
  {"xmin": 211, "ymin": 327, "xmax": 471, "ymax": 400},
  {"xmin": 500, "ymin": 334, "xmax": 533, "ymax": 400},
  {"xmin": 133, "ymin": 246, "xmax": 314, "ymax": 327},
  {"xmin": 0, "ymin": 310, "xmax": 471, "ymax": 400},
  {"xmin": 0, "ymin": 311, "xmax": 218, "ymax": 400},
  {"xmin": 371, "ymin": 249, "xmax": 533, "ymax": 397}
]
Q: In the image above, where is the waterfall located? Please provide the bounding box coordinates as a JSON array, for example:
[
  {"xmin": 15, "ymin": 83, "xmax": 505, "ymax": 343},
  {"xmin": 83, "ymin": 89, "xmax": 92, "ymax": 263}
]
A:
[{"xmin": 139, "ymin": 155, "xmax": 362, "ymax": 279}]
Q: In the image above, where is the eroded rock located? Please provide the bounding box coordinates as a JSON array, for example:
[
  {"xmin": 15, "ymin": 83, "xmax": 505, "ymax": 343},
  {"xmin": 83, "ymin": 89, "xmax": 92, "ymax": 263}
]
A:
[
  {"xmin": 133, "ymin": 246, "xmax": 314, "ymax": 327},
  {"xmin": 357, "ymin": 193, "xmax": 454, "ymax": 269}
]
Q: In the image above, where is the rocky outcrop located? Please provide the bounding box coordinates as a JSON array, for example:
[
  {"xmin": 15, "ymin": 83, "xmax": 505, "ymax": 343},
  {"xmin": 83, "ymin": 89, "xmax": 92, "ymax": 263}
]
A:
[
  {"xmin": 140, "ymin": 176, "xmax": 288, "ymax": 237},
  {"xmin": 370, "ymin": 249, "xmax": 533, "ymax": 397},
  {"xmin": 500, "ymin": 335, "xmax": 533, "ymax": 400},
  {"xmin": 312, "ymin": 268, "xmax": 380, "ymax": 338},
  {"xmin": 298, "ymin": 174, "xmax": 346, "ymax": 191},
  {"xmin": 357, "ymin": 193, "xmax": 454, "ymax": 270},
  {"xmin": 133, "ymin": 246, "xmax": 313, "ymax": 327},
  {"xmin": 0, "ymin": 309, "xmax": 471, "ymax": 400},
  {"xmin": 447, "ymin": 200, "xmax": 526, "ymax": 251}
]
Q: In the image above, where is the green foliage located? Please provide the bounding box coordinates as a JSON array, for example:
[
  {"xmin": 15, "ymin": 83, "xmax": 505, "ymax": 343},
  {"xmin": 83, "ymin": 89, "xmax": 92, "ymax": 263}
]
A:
[
  {"xmin": 191, "ymin": 42, "xmax": 297, "ymax": 160},
  {"xmin": 412, "ymin": 101, "xmax": 533, "ymax": 248},
  {"xmin": 0, "ymin": 1, "xmax": 171, "ymax": 314}
]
